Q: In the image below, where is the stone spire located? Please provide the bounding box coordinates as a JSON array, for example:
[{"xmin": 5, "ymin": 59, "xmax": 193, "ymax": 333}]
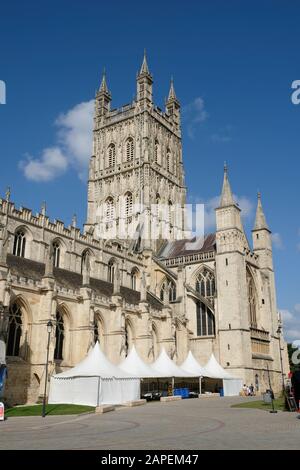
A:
[
  {"xmin": 139, "ymin": 49, "xmax": 150, "ymax": 76},
  {"xmin": 167, "ymin": 77, "xmax": 177, "ymax": 101},
  {"xmin": 99, "ymin": 69, "xmax": 109, "ymax": 93},
  {"xmin": 220, "ymin": 163, "xmax": 234, "ymax": 207},
  {"xmin": 254, "ymin": 192, "xmax": 269, "ymax": 231}
]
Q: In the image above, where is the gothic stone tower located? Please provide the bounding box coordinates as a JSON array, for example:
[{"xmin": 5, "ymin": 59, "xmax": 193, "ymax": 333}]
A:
[{"xmin": 85, "ymin": 52, "xmax": 186, "ymax": 250}]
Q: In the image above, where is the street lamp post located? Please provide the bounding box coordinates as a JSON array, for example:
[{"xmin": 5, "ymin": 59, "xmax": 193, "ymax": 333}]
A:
[
  {"xmin": 277, "ymin": 324, "xmax": 285, "ymax": 393},
  {"xmin": 42, "ymin": 320, "xmax": 53, "ymax": 418}
]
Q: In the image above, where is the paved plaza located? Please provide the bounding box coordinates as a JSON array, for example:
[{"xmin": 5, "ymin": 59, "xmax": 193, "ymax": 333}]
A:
[{"xmin": 1, "ymin": 397, "xmax": 300, "ymax": 450}]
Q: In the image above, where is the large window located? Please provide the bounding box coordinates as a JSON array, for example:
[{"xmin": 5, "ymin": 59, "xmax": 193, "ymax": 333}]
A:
[
  {"xmin": 6, "ymin": 302, "xmax": 22, "ymax": 356},
  {"xmin": 13, "ymin": 230, "xmax": 26, "ymax": 258},
  {"xmin": 108, "ymin": 144, "xmax": 116, "ymax": 167},
  {"xmin": 54, "ymin": 311, "xmax": 64, "ymax": 360},
  {"xmin": 81, "ymin": 250, "xmax": 90, "ymax": 275},
  {"xmin": 105, "ymin": 197, "xmax": 115, "ymax": 222},
  {"xmin": 126, "ymin": 137, "xmax": 134, "ymax": 162},
  {"xmin": 154, "ymin": 139, "xmax": 159, "ymax": 164},
  {"xmin": 130, "ymin": 269, "xmax": 139, "ymax": 290},
  {"xmin": 53, "ymin": 242, "xmax": 61, "ymax": 268},
  {"xmin": 167, "ymin": 149, "xmax": 171, "ymax": 173},
  {"xmin": 160, "ymin": 278, "xmax": 176, "ymax": 302},
  {"xmin": 195, "ymin": 269, "xmax": 215, "ymax": 304},
  {"xmin": 196, "ymin": 301, "xmax": 215, "ymax": 336},
  {"xmin": 247, "ymin": 270, "xmax": 257, "ymax": 328},
  {"xmin": 108, "ymin": 259, "xmax": 115, "ymax": 283},
  {"xmin": 125, "ymin": 192, "xmax": 133, "ymax": 218},
  {"xmin": 93, "ymin": 316, "xmax": 99, "ymax": 345}
]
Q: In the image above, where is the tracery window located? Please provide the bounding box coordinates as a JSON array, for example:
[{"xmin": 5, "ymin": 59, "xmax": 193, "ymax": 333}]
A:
[
  {"xmin": 160, "ymin": 278, "xmax": 176, "ymax": 302},
  {"xmin": 105, "ymin": 197, "xmax": 115, "ymax": 222},
  {"xmin": 53, "ymin": 242, "xmax": 61, "ymax": 268},
  {"xmin": 108, "ymin": 143, "xmax": 116, "ymax": 167},
  {"xmin": 247, "ymin": 270, "xmax": 257, "ymax": 328},
  {"xmin": 125, "ymin": 192, "xmax": 133, "ymax": 218},
  {"xmin": 196, "ymin": 301, "xmax": 215, "ymax": 336},
  {"xmin": 6, "ymin": 302, "xmax": 22, "ymax": 356},
  {"xmin": 13, "ymin": 230, "xmax": 26, "ymax": 258},
  {"xmin": 54, "ymin": 310, "xmax": 64, "ymax": 360},
  {"xmin": 108, "ymin": 260, "xmax": 115, "ymax": 283},
  {"xmin": 195, "ymin": 269, "xmax": 215, "ymax": 304},
  {"xmin": 126, "ymin": 138, "xmax": 134, "ymax": 162}
]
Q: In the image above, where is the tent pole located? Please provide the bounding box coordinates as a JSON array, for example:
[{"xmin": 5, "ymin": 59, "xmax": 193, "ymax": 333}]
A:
[
  {"xmin": 199, "ymin": 376, "xmax": 202, "ymax": 395},
  {"xmin": 97, "ymin": 377, "xmax": 100, "ymax": 407},
  {"xmin": 172, "ymin": 376, "xmax": 175, "ymax": 395}
]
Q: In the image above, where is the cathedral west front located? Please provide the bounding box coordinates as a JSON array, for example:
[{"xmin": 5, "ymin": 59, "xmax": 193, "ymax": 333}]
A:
[{"xmin": 0, "ymin": 53, "xmax": 289, "ymax": 404}]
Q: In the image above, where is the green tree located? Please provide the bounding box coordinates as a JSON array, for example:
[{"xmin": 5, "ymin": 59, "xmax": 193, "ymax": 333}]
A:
[{"xmin": 288, "ymin": 343, "xmax": 300, "ymax": 373}]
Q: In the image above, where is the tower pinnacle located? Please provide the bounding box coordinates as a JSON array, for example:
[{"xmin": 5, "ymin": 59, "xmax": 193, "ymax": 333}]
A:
[
  {"xmin": 220, "ymin": 164, "xmax": 234, "ymax": 207},
  {"xmin": 254, "ymin": 192, "xmax": 269, "ymax": 231},
  {"xmin": 99, "ymin": 69, "xmax": 109, "ymax": 93},
  {"xmin": 139, "ymin": 49, "xmax": 151, "ymax": 76},
  {"xmin": 167, "ymin": 77, "xmax": 177, "ymax": 101}
]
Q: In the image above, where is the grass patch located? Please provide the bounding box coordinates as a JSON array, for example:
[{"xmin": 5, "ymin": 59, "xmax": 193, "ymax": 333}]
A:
[
  {"xmin": 5, "ymin": 403, "xmax": 95, "ymax": 417},
  {"xmin": 232, "ymin": 397, "xmax": 286, "ymax": 412}
]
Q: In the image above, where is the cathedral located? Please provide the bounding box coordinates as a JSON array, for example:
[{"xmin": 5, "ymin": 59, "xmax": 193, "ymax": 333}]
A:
[{"xmin": 0, "ymin": 53, "xmax": 289, "ymax": 404}]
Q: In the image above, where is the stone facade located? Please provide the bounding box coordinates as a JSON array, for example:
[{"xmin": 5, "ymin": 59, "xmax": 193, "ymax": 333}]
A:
[{"xmin": 0, "ymin": 54, "xmax": 289, "ymax": 404}]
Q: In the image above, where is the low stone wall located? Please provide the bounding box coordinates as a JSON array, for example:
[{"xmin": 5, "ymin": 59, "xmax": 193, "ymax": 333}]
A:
[{"xmin": 160, "ymin": 396, "xmax": 182, "ymax": 402}]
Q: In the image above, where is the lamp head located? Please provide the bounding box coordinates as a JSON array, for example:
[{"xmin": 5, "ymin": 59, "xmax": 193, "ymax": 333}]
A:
[{"xmin": 47, "ymin": 320, "xmax": 53, "ymax": 334}]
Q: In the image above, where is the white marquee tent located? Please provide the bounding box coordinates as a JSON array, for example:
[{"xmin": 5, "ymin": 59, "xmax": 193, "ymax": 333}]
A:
[
  {"xmin": 48, "ymin": 342, "xmax": 140, "ymax": 406},
  {"xmin": 119, "ymin": 345, "xmax": 163, "ymax": 378},
  {"xmin": 202, "ymin": 353, "xmax": 243, "ymax": 396},
  {"xmin": 151, "ymin": 348, "xmax": 195, "ymax": 378},
  {"xmin": 180, "ymin": 351, "xmax": 205, "ymax": 377}
]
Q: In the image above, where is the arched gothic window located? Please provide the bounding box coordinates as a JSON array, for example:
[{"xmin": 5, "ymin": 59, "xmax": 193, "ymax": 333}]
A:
[
  {"xmin": 155, "ymin": 193, "xmax": 160, "ymax": 218},
  {"xmin": 152, "ymin": 325, "xmax": 159, "ymax": 360},
  {"xmin": 124, "ymin": 321, "xmax": 134, "ymax": 357},
  {"xmin": 160, "ymin": 278, "xmax": 176, "ymax": 302},
  {"xmin": 81, "ymin": 250, "xmax": 91, "ymax": 275},
  {"xmin": 167, "ymin": 149, "xmax": 171, "ymax": 173},
  {"xmin": 154, "ymin": 139, "xmax": 159, "ymax": 164},
  {"xmin": 196, "ymin": 301, "xmax": 215, "ymax": 336},
  {"xmin": 53, "ymin": 242, "xmax": 61, "ymax": 268},
  {"xmin": 130, "ymin": 269, "xmax": 138, "ymax": 290},
  {"xmin": 93, "ymin": 315, "xmax": 99, "ymax": 345},
  {"xmin": 105, "ymin": 197, "xmax": 115, "ymax": 222},
  {"xmin": 13, "ymin": 230, "xmax": 26, "ymax": 258},
  {"xmin": 195, "ymin": 269, "xmax": 215, "ymax": 304},
  {"xmin": 247, "ymin": 270, "xmax": 257, "ymax": 328},
  {"xmin": 108, "ymin": 259, "xmax": 115, "ymax": 283},
  {"xmin": 6, "ymin": 302, "xmax": 22, "ymax": 356},
  {"xmin": 168, "ymin": 201, "xmax": 173, "ymax": 227},
  {"xmin": 126, "ymin": 137, "xmax": 134, "ymax": 161},
  {"xmin": 125, "ymin": 192, "xmax": 133, "ymax": 218},
  {"xmin": 54, "ymin": 310, "xmax": 64, "ymax": 360},
  {"xmin": 108, "ymin": 143, "xmax": 116, "ymax": 167}
]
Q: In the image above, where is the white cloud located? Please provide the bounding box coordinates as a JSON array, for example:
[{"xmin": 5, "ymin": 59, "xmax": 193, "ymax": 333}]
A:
[
  {"xmin": 271, "ymin": 232, "xmax": 284, "ymax": 250},
  {"xmin": 183, "ymin": 97, "xmax": 208, "ymax": 138},
  {"xmin": 20, "ymin": 99, "xmax": 94, "ymax": 182},
  {"xmin": 211, "ymin": 125, "xmax": 233, "ymax": 143},
  {"xmin": 19, "ymin": 147, "xmax": 68, "ymax": 182},
  {"xmin": 204, "ymin": 194, "xmax": 254, "ymax": 231},
  {"xmin": 280, "ymin": 309, "xmax": 294, "ymax": 322},
  {"xmin": 279, "ymin": 307, "xmax": 300, "ymax": 343}
]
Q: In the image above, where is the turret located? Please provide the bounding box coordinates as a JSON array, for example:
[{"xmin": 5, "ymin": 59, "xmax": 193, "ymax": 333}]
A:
[
  {"xmin": 165, "ymin": 77, "xmax": 180, "ymax": 128},
  {"xmin": 136, "ymin": 50, "xmax": 153, "ymax": 107},
  {"xmin": 252, "ymin": 192, "xmax": 273, "ymax": 270},
  {"xmin": 215, "ymin": 164, "xmax": 244, "ymax": 236},
  {"xmin": 95, "ymin": 70, "xmax": 111, "ymax": 125}
]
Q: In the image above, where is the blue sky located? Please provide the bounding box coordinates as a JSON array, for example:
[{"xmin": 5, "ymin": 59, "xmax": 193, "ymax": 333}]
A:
[{"xmin": 0, "ymin": 0, "xmax": 299, "ymax": 341}]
